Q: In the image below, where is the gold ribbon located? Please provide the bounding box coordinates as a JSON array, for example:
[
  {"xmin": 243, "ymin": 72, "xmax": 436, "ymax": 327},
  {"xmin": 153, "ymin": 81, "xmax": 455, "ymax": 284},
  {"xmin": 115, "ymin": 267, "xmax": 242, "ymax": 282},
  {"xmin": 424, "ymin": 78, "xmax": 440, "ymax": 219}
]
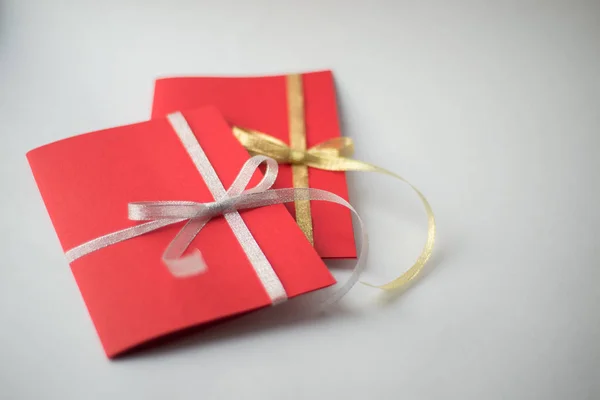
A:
[
  {"xmin": 232, "ymin": 126, "xmax": 435, "ymax": 291},
  {"xmin": 286, "ymin": 74, "xmax": 314, "ymax": 244}
]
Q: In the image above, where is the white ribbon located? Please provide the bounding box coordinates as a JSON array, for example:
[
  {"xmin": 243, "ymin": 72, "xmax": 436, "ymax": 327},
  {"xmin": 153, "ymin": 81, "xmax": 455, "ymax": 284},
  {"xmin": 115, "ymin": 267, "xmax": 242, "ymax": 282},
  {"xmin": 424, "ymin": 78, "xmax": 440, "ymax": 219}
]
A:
[{"xmin": 65, "ymin": 112, "xmax": 368, "ymax": 306}]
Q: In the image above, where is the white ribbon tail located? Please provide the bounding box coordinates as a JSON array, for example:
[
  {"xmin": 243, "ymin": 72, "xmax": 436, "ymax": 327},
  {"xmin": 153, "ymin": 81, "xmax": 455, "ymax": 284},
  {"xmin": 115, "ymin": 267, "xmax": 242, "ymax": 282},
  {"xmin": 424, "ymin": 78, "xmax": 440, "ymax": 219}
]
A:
[{"xmin": 65, "ymin": 218, "xmax": 184, "ymax": 263}]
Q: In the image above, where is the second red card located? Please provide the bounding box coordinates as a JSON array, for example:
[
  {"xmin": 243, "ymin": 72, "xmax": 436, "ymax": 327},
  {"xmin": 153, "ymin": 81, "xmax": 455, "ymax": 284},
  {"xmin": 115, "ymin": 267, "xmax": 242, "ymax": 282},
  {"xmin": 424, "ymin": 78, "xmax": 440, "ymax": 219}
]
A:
[{"xmin": 152, "ymin": 71, "xmax": 357, "ymax": 259}]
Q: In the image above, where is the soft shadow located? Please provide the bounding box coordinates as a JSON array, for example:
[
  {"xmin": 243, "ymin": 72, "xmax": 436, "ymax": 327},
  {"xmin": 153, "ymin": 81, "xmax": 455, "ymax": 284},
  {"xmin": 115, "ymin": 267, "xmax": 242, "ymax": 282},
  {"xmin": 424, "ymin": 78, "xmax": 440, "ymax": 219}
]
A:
[
  {"xmin": 325, "ymin": 258, "xmax": 357, "ymax": 270},
  {"xmin": 115, "ymin": 293, "xmax": 362, "ymax": 361}
]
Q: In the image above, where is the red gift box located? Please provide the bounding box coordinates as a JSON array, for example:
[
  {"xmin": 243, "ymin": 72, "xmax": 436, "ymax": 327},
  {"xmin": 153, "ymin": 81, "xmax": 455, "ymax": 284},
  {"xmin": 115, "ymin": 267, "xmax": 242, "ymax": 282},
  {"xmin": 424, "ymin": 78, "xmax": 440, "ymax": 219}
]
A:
[
  {"xmin": 27, "ymin": 106, "xmax": 335, "ymax": 358},
  {"xmin": 151, "ymin": 70, "xmax": 356, "ymax": 259}
]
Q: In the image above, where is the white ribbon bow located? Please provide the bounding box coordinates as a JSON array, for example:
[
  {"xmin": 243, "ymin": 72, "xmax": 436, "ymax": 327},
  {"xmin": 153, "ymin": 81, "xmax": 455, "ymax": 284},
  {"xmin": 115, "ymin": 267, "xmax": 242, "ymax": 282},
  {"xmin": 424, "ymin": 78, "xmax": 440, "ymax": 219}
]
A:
[{"xmin": 65, "ymin": 112, "xmax": 368, "ymax": 306}]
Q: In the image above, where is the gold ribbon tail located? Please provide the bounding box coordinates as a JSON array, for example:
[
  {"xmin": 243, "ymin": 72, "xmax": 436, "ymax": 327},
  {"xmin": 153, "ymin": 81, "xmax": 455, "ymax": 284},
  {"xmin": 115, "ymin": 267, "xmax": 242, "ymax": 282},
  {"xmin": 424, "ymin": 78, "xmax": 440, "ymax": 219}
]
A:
[
  {"xmin": 305, "ymin": 155, "xmax": 435, "ymax": 290},
  {"xmin": 231, "ymin": 126, "xmax": 436, "ymax": 292},
  {"xmin": 358, "ymin": 167, "xmax": 435, "ymax": 290}
]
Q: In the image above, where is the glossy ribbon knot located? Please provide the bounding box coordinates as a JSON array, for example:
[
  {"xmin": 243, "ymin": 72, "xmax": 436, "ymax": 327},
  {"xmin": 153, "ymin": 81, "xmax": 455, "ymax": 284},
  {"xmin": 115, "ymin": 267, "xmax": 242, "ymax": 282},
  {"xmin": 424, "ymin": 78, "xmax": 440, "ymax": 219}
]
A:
[{"xmin": 233, "ymin": 128, "xmax": 356, "ymax": 169}]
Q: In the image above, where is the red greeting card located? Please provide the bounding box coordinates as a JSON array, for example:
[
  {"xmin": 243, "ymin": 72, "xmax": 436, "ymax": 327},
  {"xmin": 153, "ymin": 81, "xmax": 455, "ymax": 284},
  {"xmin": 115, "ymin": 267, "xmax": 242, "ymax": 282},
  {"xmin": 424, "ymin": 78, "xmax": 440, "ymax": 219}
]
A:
[
  {"xmin": 151, "ymin": 70, "xmax": 356, "ymax": 259},
  {"xmin": 27, "ymin": 106, "xmax": 335, "ymax": 358}
]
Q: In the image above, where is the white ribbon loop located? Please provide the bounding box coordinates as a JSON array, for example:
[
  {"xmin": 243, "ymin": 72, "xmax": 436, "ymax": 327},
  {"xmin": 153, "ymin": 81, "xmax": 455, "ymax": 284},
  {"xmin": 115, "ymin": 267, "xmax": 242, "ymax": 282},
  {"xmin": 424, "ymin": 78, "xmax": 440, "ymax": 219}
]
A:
[{"xmin": 228, "ymin": 155, "xmax": 279, "ymax": 196}]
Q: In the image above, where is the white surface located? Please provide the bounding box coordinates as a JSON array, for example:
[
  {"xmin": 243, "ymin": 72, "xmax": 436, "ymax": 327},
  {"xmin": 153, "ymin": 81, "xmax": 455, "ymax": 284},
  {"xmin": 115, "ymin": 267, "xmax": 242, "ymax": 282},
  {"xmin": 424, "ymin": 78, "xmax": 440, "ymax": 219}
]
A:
[{"xmin": 1, "ymin": 0, "xmax": 599, "ymax": 399}]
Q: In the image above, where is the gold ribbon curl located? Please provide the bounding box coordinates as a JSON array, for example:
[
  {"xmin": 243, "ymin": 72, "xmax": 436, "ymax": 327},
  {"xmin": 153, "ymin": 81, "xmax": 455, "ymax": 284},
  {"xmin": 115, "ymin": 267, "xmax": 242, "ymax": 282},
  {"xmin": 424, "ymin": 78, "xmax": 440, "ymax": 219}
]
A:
[{"xmin": 232, "ymin": 126, "xmax": 436, "ymax": 291}]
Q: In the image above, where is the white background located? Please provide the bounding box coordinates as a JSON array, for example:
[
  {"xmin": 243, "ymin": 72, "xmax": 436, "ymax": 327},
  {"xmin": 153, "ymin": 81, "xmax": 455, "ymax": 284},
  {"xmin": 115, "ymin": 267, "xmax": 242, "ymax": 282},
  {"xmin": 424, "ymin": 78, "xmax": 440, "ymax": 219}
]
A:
[{"xmin": 1, "ymin": 1, "xmax": 599, "ymax": 399}]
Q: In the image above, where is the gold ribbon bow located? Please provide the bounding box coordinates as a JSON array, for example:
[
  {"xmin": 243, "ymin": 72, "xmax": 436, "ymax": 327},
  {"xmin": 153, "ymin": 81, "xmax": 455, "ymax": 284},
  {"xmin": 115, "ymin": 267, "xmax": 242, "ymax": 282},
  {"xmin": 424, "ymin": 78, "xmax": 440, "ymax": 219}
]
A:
[{"xmin": 232, "ymin": 127, "xmax": 436, "ymax": 291}]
